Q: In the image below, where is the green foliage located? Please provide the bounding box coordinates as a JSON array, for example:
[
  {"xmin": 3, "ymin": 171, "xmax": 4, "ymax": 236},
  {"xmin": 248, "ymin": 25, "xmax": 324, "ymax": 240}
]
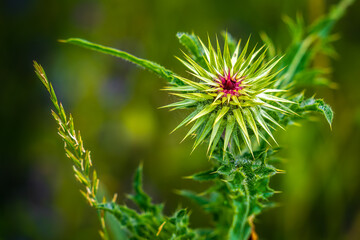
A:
[
  {"xmin": 291, "ymin": 94, "xmax": 334, "ymax": 127},
  {"xmin": 34, "ymin": 62, "xmax": 199, "ymax": 240},
  {"xmin": 275, "ymin": 0, "xmax": 355, "ymax": 89},
  {"xmin": 180, "ymin": 148, "xmax": 278, "ymax": 239},
  {"xmin": 96, "ymin": 165, "xmax": 200, "ymax": 240},
  {"xmin": 36, "ymin": 0, "xmax": 354, "ymax": 239},
  {"xmin": 34, "ymin": 61, "xmax": 109, "ymax": 239}
]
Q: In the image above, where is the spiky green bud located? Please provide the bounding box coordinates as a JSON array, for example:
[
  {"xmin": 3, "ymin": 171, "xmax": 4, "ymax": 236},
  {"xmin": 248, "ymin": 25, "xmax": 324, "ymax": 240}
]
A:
[{"xmin": 163, "ymin": 35, "xmax": 294, "ymax": 155}]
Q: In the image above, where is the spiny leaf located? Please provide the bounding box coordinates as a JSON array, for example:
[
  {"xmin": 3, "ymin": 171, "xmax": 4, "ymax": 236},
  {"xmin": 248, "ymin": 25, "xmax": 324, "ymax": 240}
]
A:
[
  {"xmin": 177, "ymin": 32, "xmax": 204, "ymax": 60},
  {"xmin": 61, "ymin": 38, "xmax": 180, "ymax": 85},
  {"xmin": 297, "ymin": 97, "xmax": 334, "ymax": 127},
  {"xmin": 128, "ymin": 164, "xmax": 162, "ymax": 215}
]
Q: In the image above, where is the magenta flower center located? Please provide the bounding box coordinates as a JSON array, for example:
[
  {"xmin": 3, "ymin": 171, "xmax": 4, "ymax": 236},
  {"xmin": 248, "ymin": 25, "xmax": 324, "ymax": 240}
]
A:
[{"xmin": 217, "ymin": 71, "xmax": 244, "ymax": 97}]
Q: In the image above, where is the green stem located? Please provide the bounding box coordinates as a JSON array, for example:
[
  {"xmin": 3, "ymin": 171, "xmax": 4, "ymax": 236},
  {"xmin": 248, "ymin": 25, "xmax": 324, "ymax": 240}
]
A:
[{"xmin": 228, "ymin": 176, "xmax": 251, "ymax": 240}]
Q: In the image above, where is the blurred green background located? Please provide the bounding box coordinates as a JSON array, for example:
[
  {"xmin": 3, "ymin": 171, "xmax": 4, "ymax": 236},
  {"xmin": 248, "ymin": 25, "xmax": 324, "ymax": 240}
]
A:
[{"xmin": 1, "ymin": 0, "xmax": 360, "ymax": 239}]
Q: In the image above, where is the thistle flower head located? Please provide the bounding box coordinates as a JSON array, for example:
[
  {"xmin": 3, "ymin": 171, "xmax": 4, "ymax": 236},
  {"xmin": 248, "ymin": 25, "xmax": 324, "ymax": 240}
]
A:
[{"xmin": 164, "ymin": 34, "xmax": 293, "ymax": 155}]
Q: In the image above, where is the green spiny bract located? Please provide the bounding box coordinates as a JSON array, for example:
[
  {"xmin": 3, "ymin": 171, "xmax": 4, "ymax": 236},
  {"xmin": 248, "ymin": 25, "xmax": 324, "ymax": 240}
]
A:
[{"xmin": 163, "ymin": 36, "xmax": 293, "ymax": 156}]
